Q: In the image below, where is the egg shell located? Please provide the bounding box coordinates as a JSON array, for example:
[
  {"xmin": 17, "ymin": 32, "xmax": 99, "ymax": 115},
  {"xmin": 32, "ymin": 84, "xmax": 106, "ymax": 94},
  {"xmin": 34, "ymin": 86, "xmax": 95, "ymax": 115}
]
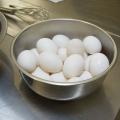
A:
[
  {"xmin": 84, "ymin": 55, "xmax": 92, "ymax": 71},
  {"xmin": 17, "ymin": 50, "xmax": 36, "ymax": 72},
  {"xmin": 63, "ymin": 54, "xmax": 84, "ymax": 78},
  {"xmin": 89, "ymin": 53, "xmax": 109, "ymax": 76},
  {"xmin": 83, "ymin": 52, "xmax": 88, "ymax": 60},
  {"xmin": 36, "ymin": 38, "xmax": 57, "ymax": 53},
  {"xmin": 68, "ymin": 77, "xmax": 80, "ymax": 82},
  {"xmin": 67, "ymin": 38, "xmax": 85, "ymax": 56},
  {"xmin": 83, "ymin": 36, "xmax": 102, "ymax": 54},
  {"xmin": 39, "ymin": 51, "xmax": 63, "ymax": 73},
  {"xmin": 58, "ymin": 48, "xmax": 67, "ymax": 62},
  {"xmin": 52, "ymin": 34, "xmax": 70, "ymax": 48},
  {"xmin": 50, "ymin": 72, "xmax": 66, "ymax": 82},
  {"xmin": 68, "ymin": 71, "xmax": 92, "ymax": 82},
  {"xmin": 32, "ymin": 67, "xmax": 50, "ymax": 80},
  {"xmin": 30, "ymin": 48, "xmax": 40, "ymax": 65},
  {"xmin": 79, "ymin": 71, "xmax": 92, "ymax": 80}
]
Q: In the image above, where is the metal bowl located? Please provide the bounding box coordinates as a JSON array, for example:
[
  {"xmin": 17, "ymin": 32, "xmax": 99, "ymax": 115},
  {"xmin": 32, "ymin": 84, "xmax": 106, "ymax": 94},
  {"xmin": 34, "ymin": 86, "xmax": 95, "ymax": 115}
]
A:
[{"xmin": 11, "ymin": 19, "xmax": 117, "ymax": 101}]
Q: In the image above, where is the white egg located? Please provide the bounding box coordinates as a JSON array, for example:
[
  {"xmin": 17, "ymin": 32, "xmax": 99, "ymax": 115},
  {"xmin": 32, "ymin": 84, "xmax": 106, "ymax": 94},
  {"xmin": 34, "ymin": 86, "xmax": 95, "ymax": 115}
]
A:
[
  {"xmin": 67, "ymin": 38, "xmax": 85, "ymax": 55},
  {"xmin": 68, "ymin": 71, "xmax": 92, "ymax": 82},
  {"xmin": 63, "ymin": 54, "xmax": 84, "ymax": 78},
  {"xmin": 90, "ymin": 53, "xmax": 109, "ymax": 76},
  {"xmin": 83, "ymin": 52, "xmax": 88, "ymax": 60},
  {"xmin": 79, "ymin": 71, "xmax": 92, "ymax": 80},
  {"xmin": 50, "ymin": 72, "xmax": 66, "ymax": 82},
  {"xmin": 32, "ymin": 67, "xmax": 50, "ymax": 80},
  {"xmin": 52, "ymin": 34, "xmax": 70, "ymax": 48},
  {"xmin": 17, "ymin": 50, "xmax": 36, "ymax": 72},
  {"xmin": 30, "ymin": 48, "xmax": 40, "ymax": 65},
  {"xmin": 39, "ymin": 52, "xmax": 63, "ymax": 73},
  {"xmin": 68, "ymin": 77, "xmax": 80, "ymax": 82},
  {"xmin": 58, "ymin": 48, "xmax": 67, "ymax": 62},
  {"xmin": 83, "ymin": 36, "xmax": 102, "ymax": 54},
  {"xmin": 84, "ymin": 55, "xmax": 92, "ymax": 71},
  {"xmin": 36, "ymin": 38, "xmax": 57, "ymax": 53}
]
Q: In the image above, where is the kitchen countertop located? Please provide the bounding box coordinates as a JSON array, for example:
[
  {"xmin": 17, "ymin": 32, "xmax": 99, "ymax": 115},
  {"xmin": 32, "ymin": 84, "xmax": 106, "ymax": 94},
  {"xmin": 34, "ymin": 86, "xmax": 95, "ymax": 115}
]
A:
[{"xmin": 0, "ymin": 0, "xmax": 120, "ymax": 120}]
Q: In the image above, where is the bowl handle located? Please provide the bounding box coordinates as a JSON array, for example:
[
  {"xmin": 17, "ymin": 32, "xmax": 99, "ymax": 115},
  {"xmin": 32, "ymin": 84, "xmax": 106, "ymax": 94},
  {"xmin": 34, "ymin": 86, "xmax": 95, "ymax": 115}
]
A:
[{"xmin": 0, "ymin": 12, "xmax": 7, "ymax": 43}]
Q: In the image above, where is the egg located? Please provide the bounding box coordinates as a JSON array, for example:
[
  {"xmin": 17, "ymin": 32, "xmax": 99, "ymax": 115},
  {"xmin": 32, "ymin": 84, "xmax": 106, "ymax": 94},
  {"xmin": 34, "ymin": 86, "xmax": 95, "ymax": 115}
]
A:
[
  {"xmin": 68, "ymin": 71, "xmax": 92, "ymax": 82},
  {"xmin": 32, "ymin": 67, "xmax": 50, "ymax": 80},
  {"xmin": 68, "ymin": 77, "xmax": 80, "ymax": 82},
  {"xmin": 79, "ymin": 71, "xmax": 92, "ymax": 80},
  {"xmin": 58, "ymin": 48, "xmax": 67, "ymax": 62},
  {"xmin": 63, "ymin": 54, "xmax": 84, "ymax": 78},
  {"xmin": 83, "ymin": 36, "xmax": 102, "ymax": 54},
  {"xmin": 17, "ymin": 50, "xmax": 36, "ymax": 72},
  {"xmin": 89, "ymin": 53, "xmax": 109, "ymax": 76},
  {"xmin": 52, "ymin": 34, "xmax": 70, "ymax": 48},
  {"xmin": 39, "ymin": 51, "xmax": 63, "ymax": 73},
  {"xmin": 83, "ymin": 52, "xmax": 88, "ymax": 60},
  {"xmin": 84, "ymin": 55, "xmax": 92, "ymax": 71},
  {"xmin": 50, "ymin": 72, "xmax": 66, "ymax": 82},
  {"xmin": 36, "ymin": 38, "xmax": 57, "ymax": 53},
  {"xmin": 30, "ymin": 48, "xmax": 40, "ymax": 65},
  {"xmin": 67, "ymin": 38, "xmax": 85, "ymax": 55}
]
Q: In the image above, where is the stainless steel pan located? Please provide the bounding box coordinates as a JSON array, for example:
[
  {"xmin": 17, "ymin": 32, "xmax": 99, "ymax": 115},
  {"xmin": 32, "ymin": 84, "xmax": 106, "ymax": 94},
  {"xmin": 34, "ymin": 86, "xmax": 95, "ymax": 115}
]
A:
[{"xmin": 11, "ymin": 19, "xmax": 117, "ymax": 100}]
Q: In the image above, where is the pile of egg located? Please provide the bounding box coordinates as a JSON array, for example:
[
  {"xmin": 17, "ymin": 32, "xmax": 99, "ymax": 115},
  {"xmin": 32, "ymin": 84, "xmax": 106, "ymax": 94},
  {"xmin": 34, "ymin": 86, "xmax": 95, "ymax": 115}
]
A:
[{"xmin": 17, "ymin": 35, "xmax": 109, "ymax": 82}]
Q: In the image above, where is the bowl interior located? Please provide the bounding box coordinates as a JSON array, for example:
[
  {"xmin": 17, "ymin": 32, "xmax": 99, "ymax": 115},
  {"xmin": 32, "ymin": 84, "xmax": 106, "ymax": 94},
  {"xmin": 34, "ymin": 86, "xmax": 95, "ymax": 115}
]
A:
[{"xmin": 12, "ymin": 19, "xmax": 117, "ymax": 83}]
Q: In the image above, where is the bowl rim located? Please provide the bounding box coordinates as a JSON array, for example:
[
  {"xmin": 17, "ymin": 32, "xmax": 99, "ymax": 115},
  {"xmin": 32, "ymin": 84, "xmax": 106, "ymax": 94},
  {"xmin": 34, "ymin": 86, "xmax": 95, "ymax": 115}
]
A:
[
  {"xmin": 0, "ymin": 12, "xmax": 7, "ymax": 43},
  {"xmin": 11, "ymin": 18, "xmax": 118, "ymax": 86}
]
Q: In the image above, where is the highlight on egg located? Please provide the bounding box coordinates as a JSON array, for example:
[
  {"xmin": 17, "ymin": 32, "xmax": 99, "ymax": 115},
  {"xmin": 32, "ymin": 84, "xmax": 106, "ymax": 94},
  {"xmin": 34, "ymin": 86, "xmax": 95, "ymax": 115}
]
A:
[
  {"xmin": 79, "ymin": 71, "xmax": 92, "ymax": 80},
  {"xmin": 68, "ymin": 71, "xmax": 92, "ymax": 82},
  {"xmin": 52, "ymin": 34, "xmax": 70, "ymax": 48},
  {"xmin": 36, "ymin": 38, "xmax": 58, "ymax": 53},
  {"xmin": 68, "ymin": 77, "xmax": 80, "ymax": 82},
  {"xmin": 89, "ymin": 53, "xmax": 109, "ymax": 76},
  {"xmin": 84, "ymin": 55, "xmax": 92, "ymax": 71},
  {"xmin": 63, "ymin": 54, "xmax": 84, "ymax": 78},
  {"xmin": 32, "ymin": 67, "xmax": 50, "ymax": 80},
  {"xmin": 50, "ymin": 72, "xmax": 66, "ymax": 82},
  {"xmin": 17, "ymin": 50, "xmax": 37, "ymax": 72},
  {"xmin": 67, "ymin": 38, "xmax": 85, "ymax": 56},
  {"xmin": 58, "ymin": 48, "xmax": 67, "ymax": 62},
  {"xmin": 83, "ymin": 36, "xmax": 102, "ymax": 54},
  {"xmin": 39, "ymin": 51, "xmax": 63, "ymax": 73},
  {"xmin": 30, "ymin": 48, "xmax": 40, "ymax": 66}
]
